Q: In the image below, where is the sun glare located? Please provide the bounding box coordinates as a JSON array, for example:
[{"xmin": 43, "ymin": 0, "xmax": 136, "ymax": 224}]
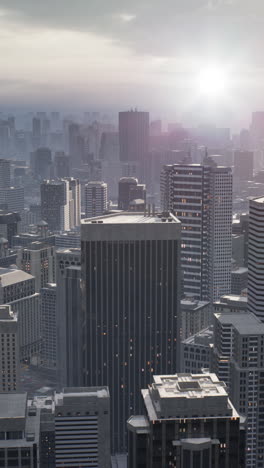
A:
[{"xmin": 197, "ymin": 66, "xmax": 229, "ymax": 98}]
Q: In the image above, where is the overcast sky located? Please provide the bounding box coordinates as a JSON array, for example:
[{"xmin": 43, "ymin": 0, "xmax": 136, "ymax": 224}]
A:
[{"xmin": 1, "ymin": 0, "xmax": 263, "ymax": 125}]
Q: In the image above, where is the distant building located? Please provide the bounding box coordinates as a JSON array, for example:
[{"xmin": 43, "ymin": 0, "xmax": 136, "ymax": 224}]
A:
[
  {"xmin": 0, "ymin": 186, "xmax": 24, "ymax": 213},
  {"xmin": 118, "ymin": 177, "xmax": 146, "ymax": 210},
  {"xmin": 84, "ymin": 181, "xmax": 108, "ymax": 218},
  {"xmin": 54, "ymin": 151, "xmax": 70, "ymax": 178},
  {"xmin": 0, "ymin": 210, "xmax": 20, "ymax": 246},
  {"xmin": 119, "ymin": 110, "xmax": 149, "ymax": 164},
  {"xmin": 0, "ymin": 305, "xmax": 20, "ymax": 392},
  {"xmin": 30, "ymin": 147, "xmax": 52, "ymax": 179},
  {"xmin": 234, "ymin": 150, "xmax": 254, "ymax": 181},
  {"xmin": 0, "ymin": 159, "xmax": 11, "ymax": 188},
  {"xmin": 127, "ymin": 373, "xmax": 244, "ymax": 468},
  {"xmin": 41, "ymin": 180, "xmax": 70, "ymax": 231}
]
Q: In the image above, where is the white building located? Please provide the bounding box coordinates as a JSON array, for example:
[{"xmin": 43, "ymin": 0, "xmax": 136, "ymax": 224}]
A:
[
  {"xmin": 84, "ymin": 181, "xmax": 107, "ymax": 218},
  {"xmin": 0, "ymin": 304, "xmax": 20, "ymax": 392},
  {"xmin": 161, "ymin": 163, "xmax": 232, "ymax": 301}
]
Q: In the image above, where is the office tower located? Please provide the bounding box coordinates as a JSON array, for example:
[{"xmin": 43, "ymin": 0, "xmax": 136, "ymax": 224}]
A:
[
  {"xmin": 119, "ymin": 110, "xmax": 149, "ymax": 163},
  {"xmin": 81, "ymin": 212, "xmax": 181, "ymax": 452},
  {"xmin": 40, "ymin": 283, "xmax": 57, "ymax": 369},
  {"xmin": 150, "ymin": 119, "xmax": 162, "ymax": 136},
  {"xmin": 51, "ymin": 111, "xmax": 60, "ymax": 130},
  {"xmin": 32, "ymin": 116, "xmax": 41, "ymax": 148},
  {"xmin": 231, "ymin": 267, "xmax": 248, "ymax": 295},
  {"xmin": 118, "ymin": 177, "xmax": 146, "ymax": 210},
  {"xmin": 54, "ymin": 387, "xmax": 110, "ymax": 468},
  {"xmin": 180, "ymin": 299, "xmax": 210, "ymax": 340},
  {"xmin": 84, "ymin": 181, "xmax": 107, "ymax": 218},
  {"xmin": 251, "ymin": 111, "xmax": 264, "ymax": 144},
  {"xmin": 181, "ymin": 326, "xmax": 213, "ymax": 373},
  {"xmin": 234, "ymin": 150, "xmax": 254, "ymax": 181},
  {"xmin": 0, "ymin": 305, "xmax": 20, "ymax": 392},
  {"xmin": 233, "ymin": 213, "xmax": 249, "ymax": 266},
  {"xmin": 54, "ymin": 151, "xmax": 70, "ymax": 178},
  {"xmin": 17, "ymin": 241, "xmax": 55, "ymax": 292},
  {"xmin": 68, "ymin": 122, "xmax": 85, "ymax": 167},
  {"xmin": 0, "ymin": 159, "xmax": 11, "ymax": 188},
  {"xmin": 248, "ymin": 197, "xmax": 264, "ymax": 320},
  {"xmin": 0, "ymin": 186, "xmax": 24, "ymax": 213},
  {"xmin": 161, "ymin": 163, "xmax": 232, "ymax": 301},
  {"xmin": 41, "ymin": 179, "xmax": 71, "ymax": 231},
  {"xmin": 99, "ymin": 132, "xmax": 119, "ymax": 161},
  {"xmin": 0, "ymin": 393, "xmax": 40, "ymax": 467},
  {"xmin": 127, "ymin": 373, "xmax": 244, "ymax": 468},
  {"xmin": 0, "ymin": 210, "xmax": 20, "ymax": 245},
  {"xmin": 212, "ymin": 310, "xmax": 264, "ymax": 467},
  {"xmin": 56, "ymin": 248, "xmax": 81, "ymax": 387},
  {"xmin": 0, "ymin": 267, "xmax": 40, "ymax": 361},
  {"xmin": 30, "ymin": 147, "xmax": 52, "ymax": 179},
  {"xmin": 66, "ymin": 177, "xmax": 81, "ymax": 227}
]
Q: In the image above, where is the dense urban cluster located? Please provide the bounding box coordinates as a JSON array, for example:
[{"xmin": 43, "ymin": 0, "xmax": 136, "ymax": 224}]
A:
[{"xmin": 0, "ymin": 109, "xmax": 263, "ymax": 467}]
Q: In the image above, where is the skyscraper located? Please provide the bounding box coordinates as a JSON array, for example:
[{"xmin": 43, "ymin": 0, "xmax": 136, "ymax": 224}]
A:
[
  {"xmin": 17, "ymin": 241, "xmax": 55, "ymax": 292},
  {"xmin": 248, "ymin": 197, "xmax": 264, "ymax": 321},
  {"xmin": 0, "ymin": 305, "xmax": 20, "ymax": 392},
  {"xmin": 161, "ymin": 163, "xmax": 232, "ymax": 301},
  {"xmin": 54, "ymin": 151, "xmax": 70, "ymax": 178},
  {"xmin": 234, "ymin": 150, "xmax": 254, "ymax": 181},
  {"xmin": 40, "ymin": 283, "xmax": 57, "ymax": 369},
  {"xmin": 119, "ymin": 110, "xmax": 149, "ymax": 164},
  {"xmin": 0, "ymin": 159, "xmax": 11, "ymax": 188},
  {"xmin": 127, "ymin": 373, "xmax": 244, "ymax": 468},
  {"xmin": 30, "ymin": 147, "xmax": 52, "ymax": 179},
  {"xmin": 81, "ymin": 212, "xmax": 181, "ymax": 452},
  {"xmin": 84, "ymin": 181, "xmax": 107, "ymax": 218},
  {"xmin": 66, "ymin": 177, "xmax": 81, "ymax": 227},
  {"xmin": 118, "ymin": 177, "xmax": 146, "ymax": 211},
  {"xmin": 41, "ymin": 179, "xmax": 70, "ymax": 231}
]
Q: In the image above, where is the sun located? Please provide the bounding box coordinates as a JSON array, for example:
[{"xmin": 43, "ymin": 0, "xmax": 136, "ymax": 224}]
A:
[{"xmin": 197, "ymin": 66, "xmax": 229, "ymax": 98}]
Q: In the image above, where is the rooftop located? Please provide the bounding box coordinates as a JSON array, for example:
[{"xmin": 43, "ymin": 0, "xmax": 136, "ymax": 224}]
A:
[
  {"xmin": 214, "ymin": 310, "xmax": 264, "ymax": 335},
  {"xmin": 252, "ymin": 196, "xmax": 264, "ymax": 204},
  {"xmin": 0, "ymin": 267, "xmax": 34, "ymax": 286},
  {"xmin": 82, "ymin": 212, "xmax": 180, "ymax": 225},
  {"xmin": 0, "ymin": 393, "xmax": 26, "ymax": 419}
]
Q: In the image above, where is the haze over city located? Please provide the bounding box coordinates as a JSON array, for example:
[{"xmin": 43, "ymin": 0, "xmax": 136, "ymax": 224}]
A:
[{"xmin": 1, "ymin": 0, "xmax": 264, "ymax": 127}]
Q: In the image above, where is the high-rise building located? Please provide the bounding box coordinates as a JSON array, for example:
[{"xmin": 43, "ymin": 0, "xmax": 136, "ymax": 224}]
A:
[
  {"xmin": 54, "ymin": 151, "xmax": 70, "ymax": 178},
  {"xmin": 0, "ymin": 210, "xmax": 20, "ymax": 246},
  {"xmin": 119, "ymin": 110, "xmax": 149, "ymax": 164},
  {"xmin": 118, "ymin": 177, "xmax": 146, "ymax": 210},
  {"xmin": 234, "ymin": 150, "xmax": 254, "ymax": 181},
  {"xmin": 161, "ymin": 163, "xmax": 232, "ymax": 301},
  {"xmin": 17, "ymin": 241, "xmax": 55, "ymax": 292},
  {"xmin": 32, "ymin": 116, "xmax": 41, "ymax": 148},
  {"xmin": 0, "ymin": 393, "xmax": 40, "ymax": 467},
  {"xmin": 56, "ymin": 248, "xmax": 81, "ymax": 387},
  {"xmin": 0, "ymin": 159, "xmax": 11, "ymax": 188},
  {"xmin": 0, "ymin": 305, "xmax": 20, "ymax": 392},
  {"xmin": 212, "ymin": 309, "xmax": 264, "ymax": 467},
  {"xmin": 84, "ymin": 181, "xmax": 107, "ymax": 218},
  {"xmin": 41, "ymin": 179, "xmax": 70, "ymax": 232},
  {"xmin": 54, "ymin": 387, "xmax": 110, "ymax": 468},
  {"xmin": 0, "ymin": 186, "xmax": 24, "ymax": 213},
  {"xmin": 30, "ymin": 147, "xmax": 52, "ymax": 179},
  {"xmin": 66, "ymin": 177, "xmax": 81, "ymax": 227},
  {"xmin": 0, "ymin": 267, "xmax": 40, "ymax": 361},
  {"xmin": 248, "ymin": 197, "xmax": 264, "ymax": 321},
  {"xmin": 127, "ymin": 373, "xmax": 244, "ymax": 468},
  {"xmin": 81, "ymin": 212, "xmax": 181, "ymax": 452},
  {"xmin": 231, "ymin": 267, "xmax": 248, "ymax": 295},
  {"xmin": 40, "ymin": 283, "xmax": 57, "ymax": 369}
]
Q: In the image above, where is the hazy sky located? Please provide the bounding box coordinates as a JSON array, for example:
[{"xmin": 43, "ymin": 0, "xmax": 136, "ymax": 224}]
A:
[{"xmin": 0, "ymin": 0, "xmax": 264, "ymax": 125}]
